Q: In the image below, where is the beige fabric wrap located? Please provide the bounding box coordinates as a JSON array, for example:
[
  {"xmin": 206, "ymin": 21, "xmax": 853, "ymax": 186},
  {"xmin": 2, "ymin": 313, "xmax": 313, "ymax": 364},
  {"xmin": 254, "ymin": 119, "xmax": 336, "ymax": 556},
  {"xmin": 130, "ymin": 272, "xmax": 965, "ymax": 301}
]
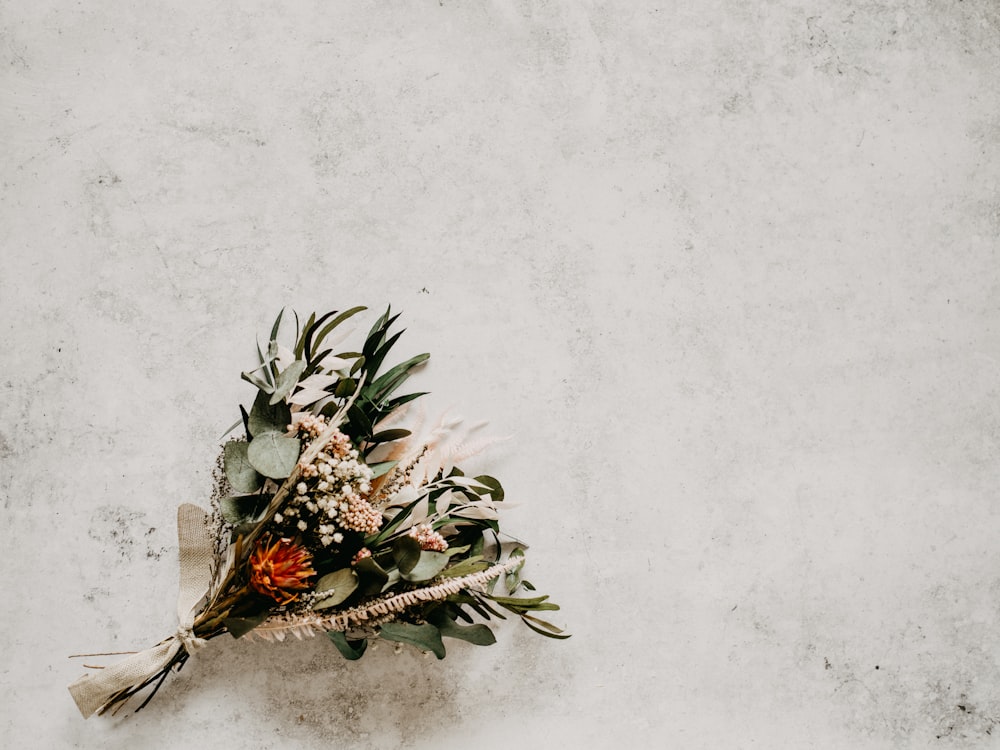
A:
[{"xmin": 68, "ymin": 503, "xmax": 215, "ymax": 718}]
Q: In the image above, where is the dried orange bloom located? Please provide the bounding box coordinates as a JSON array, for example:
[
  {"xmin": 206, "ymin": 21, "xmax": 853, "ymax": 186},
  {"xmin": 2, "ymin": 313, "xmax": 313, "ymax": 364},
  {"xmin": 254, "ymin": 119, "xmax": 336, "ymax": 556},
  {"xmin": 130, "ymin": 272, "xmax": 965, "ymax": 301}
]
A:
[{"xmin": 248, "ymin": 537, "xmax": 316, "ymax": 605}]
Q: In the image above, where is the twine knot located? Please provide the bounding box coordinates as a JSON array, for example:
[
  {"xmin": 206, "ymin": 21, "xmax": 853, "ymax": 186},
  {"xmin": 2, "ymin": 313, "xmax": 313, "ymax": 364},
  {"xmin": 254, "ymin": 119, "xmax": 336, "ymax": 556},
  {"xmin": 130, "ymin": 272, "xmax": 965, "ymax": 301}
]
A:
[{"xmin": 175, "ymin": 625, "xmax": 207, "ymax": 653}]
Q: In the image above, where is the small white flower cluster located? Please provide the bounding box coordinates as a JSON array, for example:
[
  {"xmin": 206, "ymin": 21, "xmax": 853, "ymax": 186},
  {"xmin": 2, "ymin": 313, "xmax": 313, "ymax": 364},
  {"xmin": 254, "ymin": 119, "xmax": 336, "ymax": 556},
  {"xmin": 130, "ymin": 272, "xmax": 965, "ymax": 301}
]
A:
[{"xmin": 276, "ymin": 426, "xmax": 382, "ymax": 546}]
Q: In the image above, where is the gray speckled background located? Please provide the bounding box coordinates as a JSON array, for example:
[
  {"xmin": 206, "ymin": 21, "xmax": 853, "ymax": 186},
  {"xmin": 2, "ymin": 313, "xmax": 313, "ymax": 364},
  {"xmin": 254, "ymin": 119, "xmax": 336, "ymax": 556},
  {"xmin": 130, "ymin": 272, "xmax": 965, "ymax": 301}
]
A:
[{"xmin": 3, "ymin": 1, "xmax": 1000, "ymax": 747}]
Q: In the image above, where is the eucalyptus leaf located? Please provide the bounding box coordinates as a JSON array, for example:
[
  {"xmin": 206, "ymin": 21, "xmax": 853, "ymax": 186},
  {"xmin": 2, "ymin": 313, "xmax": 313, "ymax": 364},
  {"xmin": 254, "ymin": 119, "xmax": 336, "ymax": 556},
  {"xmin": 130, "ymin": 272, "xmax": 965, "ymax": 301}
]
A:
[
  {"xmin": 327, "ymin": 630, "xmax": 368, "ymax": 660},
  {"xmin": 248, "ymin": 389, "xmax": 292, "ymax": 437},
  {"xmin": 431, "ymin": 610, "xmax": 496, "ymax": 646},
  {"xmin": 355, "ymin": 556, "xmax": 389, "ymax": 596},
  {"xmin": 247, "ymin": 433, "xmax": 301, "ymax": 479},
  {"xmin": 400, "ymin": 551, "xmax": 449, "ymax": 582},
  {"xmin": 380, "ymin": 567, "xmax": 402, "ymax": 593},
  {"xmin": 392, "ymin": 534, "xmax": 421, "ymax": 574},
  {"xmin": 223, "ymin": 441, "xmax": 263, "ymax": 493},
  {"xmin": 378, "ymin": 622, "xmax": 446, "ymax": 659},
  {"xmin": 269, "ymin": 359, "xmax": 306, "ymax": 405},
  {"xmin": 311, "ymin": 568, "xmax": 359, "ymax": 610},
  {"xmin": 219, "ymin": 493, "xmax": 271, "ymax": 526}
]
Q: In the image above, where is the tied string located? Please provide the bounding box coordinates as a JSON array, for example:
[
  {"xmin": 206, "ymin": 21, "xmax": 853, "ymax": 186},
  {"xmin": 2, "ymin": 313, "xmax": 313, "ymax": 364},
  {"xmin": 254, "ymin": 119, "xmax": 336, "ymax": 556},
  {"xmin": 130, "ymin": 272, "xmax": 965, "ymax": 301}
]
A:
[{"xmin": 68, "ymin": 503, "xmax": 216, "ymax": 718}]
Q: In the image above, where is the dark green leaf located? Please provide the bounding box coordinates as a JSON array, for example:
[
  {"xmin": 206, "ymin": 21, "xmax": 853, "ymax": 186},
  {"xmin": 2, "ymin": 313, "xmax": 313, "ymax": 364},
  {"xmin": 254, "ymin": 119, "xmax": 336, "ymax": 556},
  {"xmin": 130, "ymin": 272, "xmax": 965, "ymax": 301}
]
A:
[
  {"xmin": 224, "ymin": 611, "xmax": 271, "ymax": 639},
  {"xmin": 247, "ymin": 433, "xmax": 301, "ymax": 479},
  {"xmin": 326, "ymin": 630, "xmax": 368, "ymax": 660},
  {"xmin": 294, "ymin": 311, "xmax": 316, "ymax": 359},
  {"xmin": 367, "ymin": 353, "xmax": 429, "ymax": 401},
  {"xmin": 473, "ymin": 475, "xmax": 504, "ymax": 502},
  {"xmin": 379, "ymin": 622, "xmax": 446, "ymax": 659},
  {"xmin": 219, "ymin": 493, "xmax": 271, "ymax": 526},
  {"xmin": 368, "ymin": 428, "xmax": 411, "ymax": 444},
  {"xmin": 355, "ymin": 556, "xmax": 389, "ymax": 596},
  {"xmin": 223, "ymin": 441, "xmax": 263, "ymax": 493},
  {"xmin": 312, "ymin": 306, "xmax": 366, "ymax": 358},
  {"xmin": 430, "ymin": 610, "xmax": 496, "ymax": 646},
  {"xmin": 392, "ymin": 534, "xmax": 421, "ymax": 574}
]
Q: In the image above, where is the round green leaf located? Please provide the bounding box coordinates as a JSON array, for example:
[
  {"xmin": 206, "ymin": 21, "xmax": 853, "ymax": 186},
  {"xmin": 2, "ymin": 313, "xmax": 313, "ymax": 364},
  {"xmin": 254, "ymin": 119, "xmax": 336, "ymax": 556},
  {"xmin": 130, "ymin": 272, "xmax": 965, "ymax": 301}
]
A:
[
  {"xmin": 224, "ymin": 441, "xmax": 263, "ymax": 493},
  {"xmin": 246, "ymin": 433, "xmax": 301, "ymax": 479},
  {"xmin": 400, "ymin": 551, "xmax": 449, "ymax": 582}
]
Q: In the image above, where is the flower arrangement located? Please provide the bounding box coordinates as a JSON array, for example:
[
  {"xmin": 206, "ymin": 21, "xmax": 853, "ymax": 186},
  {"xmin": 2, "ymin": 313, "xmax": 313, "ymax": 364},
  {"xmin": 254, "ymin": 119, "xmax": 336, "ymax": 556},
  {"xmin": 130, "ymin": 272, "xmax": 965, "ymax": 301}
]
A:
[{"xmin": 68, "ymin": 307, "xmax": 566, "ymax": 718}]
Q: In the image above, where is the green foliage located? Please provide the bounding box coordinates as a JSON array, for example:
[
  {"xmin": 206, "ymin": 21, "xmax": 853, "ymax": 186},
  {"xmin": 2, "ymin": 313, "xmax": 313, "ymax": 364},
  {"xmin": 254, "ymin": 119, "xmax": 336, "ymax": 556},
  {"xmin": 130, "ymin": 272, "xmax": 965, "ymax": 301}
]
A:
[
  {"xmin": 224, "ymin": 611, "xmax": 270, "ymax": 639},
  {"xmin": 327, "ymin": 630, "xmax": 368, "ymax": 660},
  {"xmin": 429, "ymin": 608, "xmax": 496, "ymax": 646},
  {"xmin": 219, "ymin": 493, "xmax": 271, "ymax": 527},
  {"xmin": 247, "ymin": 390, "xmax": 291, "ymax": 437},
  {"xmin": 312, "ymin": 568, "xmax": 359, "ymax": 610},
  {"xmin": 269, "ymin": 360, "xmax": 306, "ymax": 405},
  {"xmin": 223, "ymin": 441, "xmax": 263, "ymax": 493},
  {"xmin": 400, "ymin": 551, "xmax": 449, "ymax": 582},
  {"xmin": 246, "ymin": 432, "xmax": 300, "ymax": 479},
  {"xmin": 378, "ymin": 622, "xmax": 446, "ymax": 659}
]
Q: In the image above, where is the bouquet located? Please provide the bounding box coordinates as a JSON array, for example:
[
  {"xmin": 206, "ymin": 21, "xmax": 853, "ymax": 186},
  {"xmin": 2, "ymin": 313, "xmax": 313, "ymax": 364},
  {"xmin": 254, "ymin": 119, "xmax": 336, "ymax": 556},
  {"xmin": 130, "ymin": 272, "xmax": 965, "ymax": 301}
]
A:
[{"xmin": 68, "ymin": 307, "xmax": 566, "ymax": 718}]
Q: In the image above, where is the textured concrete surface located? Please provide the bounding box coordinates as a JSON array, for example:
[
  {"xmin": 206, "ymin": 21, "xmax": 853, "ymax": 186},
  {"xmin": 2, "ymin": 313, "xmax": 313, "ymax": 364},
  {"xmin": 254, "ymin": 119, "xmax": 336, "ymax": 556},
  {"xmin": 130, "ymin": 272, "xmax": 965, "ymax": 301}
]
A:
[{"xmin": 3, "ymin": 1, "xmax": 1000, "ymax": 747}]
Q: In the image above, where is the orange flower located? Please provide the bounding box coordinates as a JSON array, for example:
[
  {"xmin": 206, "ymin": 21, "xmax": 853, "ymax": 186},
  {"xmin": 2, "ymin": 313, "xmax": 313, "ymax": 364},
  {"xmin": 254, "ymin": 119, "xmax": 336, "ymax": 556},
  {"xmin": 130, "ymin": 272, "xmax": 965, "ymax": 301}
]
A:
[{"xmin": 248, "ymin": 536, "xmax": 316, "ymax": 605}]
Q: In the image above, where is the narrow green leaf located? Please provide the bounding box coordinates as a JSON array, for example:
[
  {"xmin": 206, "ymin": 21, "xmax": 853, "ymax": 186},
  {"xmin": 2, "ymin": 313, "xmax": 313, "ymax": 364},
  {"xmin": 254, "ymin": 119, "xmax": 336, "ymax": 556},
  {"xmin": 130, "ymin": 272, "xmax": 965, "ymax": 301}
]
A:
[
  {"xmin": 223, "ymin": 441, "xmax": 264, "ymax": 493},
  {"xmin": 488, "ymin": 594, "xmax": 551, "ymax": 608},
  {"xmin": 521, "ymin": 613, "xmax": 571, "ymax": 639},
  {"xmin": 294, "ymin": 311, "xmax": 316, "ymax": 359},
  {"xmin": 367, "ymin": 353, "xmax": 429, "ymax": 400},
  {"xmin": 247, "ymin": 433, "xmax": 301, "ymax": 479},
  {"xmin": 438, "ymin": 557, "xmax": 490, "ymax": 579},
  {"xmin": 313, "ymin": 306, "xmax": 366, "ymax": 356},
  {"xmin": 379, "ymin": 622, "xmax": 446, "ymax": 659},
  {"xmin": 368, "ymin": 460, "xmax": 398, "ymax": 479},
  {"xmin": 268, "ymin": 308, "xmax": 285, "ymax": 346},
  {"xmin": 326, "ymin": 630, "xmax": 368, "ymax": 660},
  {"xmin": 368, "ymin": 428, "xmax": 411, "ymax": 445}
]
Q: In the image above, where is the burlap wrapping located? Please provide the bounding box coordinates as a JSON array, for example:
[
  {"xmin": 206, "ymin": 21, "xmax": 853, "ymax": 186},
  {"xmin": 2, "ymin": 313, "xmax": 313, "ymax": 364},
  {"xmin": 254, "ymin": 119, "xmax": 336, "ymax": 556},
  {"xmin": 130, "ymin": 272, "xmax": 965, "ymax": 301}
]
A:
[{"xmin": 68, "ymin": 503, "xmax": 215, "ymax": 718}]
